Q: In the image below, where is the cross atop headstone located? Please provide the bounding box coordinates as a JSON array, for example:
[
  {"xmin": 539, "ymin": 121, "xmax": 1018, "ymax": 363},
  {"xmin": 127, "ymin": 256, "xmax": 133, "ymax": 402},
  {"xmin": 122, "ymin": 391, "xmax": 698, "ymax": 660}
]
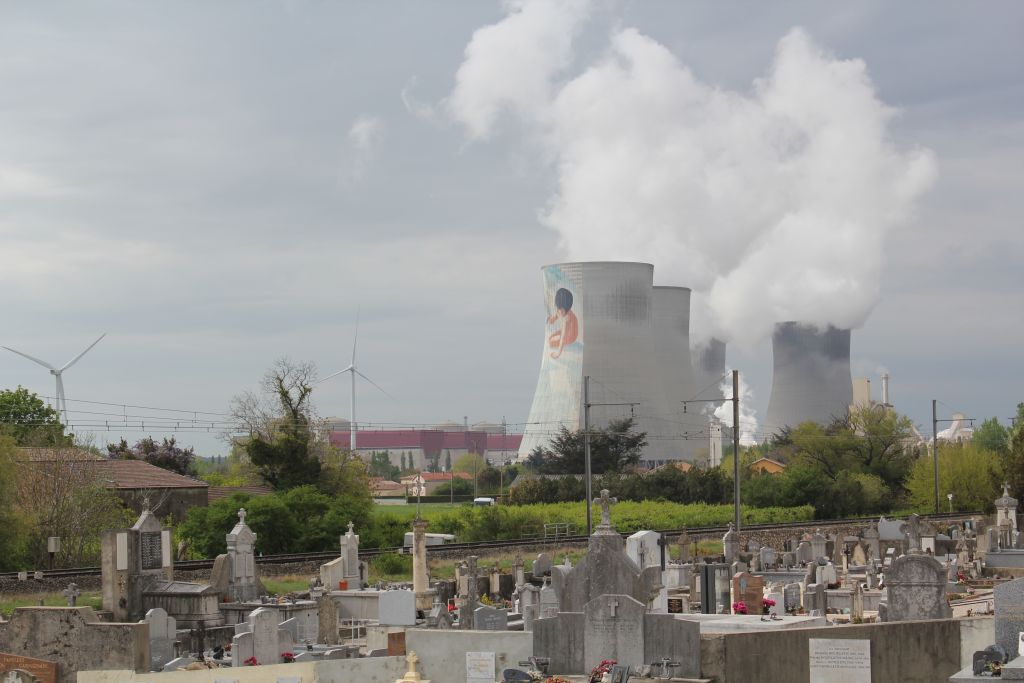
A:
[
  {"xmin": 238, "ymin": 508, "xmax": 247, "ymax": 524},
  {"xmin": 905, "ymin": 513, "xmax": 923, "ymax": 554},
  {"xmin": 63, "ymin": 582, "xmax": 81, "ymax": 606},
  {"xmin": 142, "ymin": 495, "xmax": 152, "ymax": 512},
  {"xmin": 608, "ymin": 598, "xmax": 619, "ymax": 618},
  {"xmin": 347, "ymin": 521, "xmax": 355, "ymax": 536},
  {"xmin": 593, "ymin": 489, "xmax": 618, "ymax": 530},
  {"xmin": 401, "ymin": 650, "xmax": 422, "ymax": 681}
]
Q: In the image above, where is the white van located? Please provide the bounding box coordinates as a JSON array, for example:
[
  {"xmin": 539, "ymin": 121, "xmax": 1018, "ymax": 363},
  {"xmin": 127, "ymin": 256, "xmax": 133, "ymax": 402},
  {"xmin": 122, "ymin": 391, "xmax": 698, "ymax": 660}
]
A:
[{"xmin": 473, "ymin": 497, "xmax": 495, "ymax": 506}]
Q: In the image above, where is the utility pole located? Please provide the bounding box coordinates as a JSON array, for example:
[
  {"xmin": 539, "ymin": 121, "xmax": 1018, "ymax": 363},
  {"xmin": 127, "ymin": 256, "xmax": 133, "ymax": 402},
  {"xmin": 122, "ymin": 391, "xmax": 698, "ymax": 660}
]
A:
[
  {"xmin": 582, "ymin": 374, "xmax": 638, "ymax": 536},
  {"xmin": 932, "ymin": 399, "xmax": 939, "ymax": 515},
  {"xmin": 681, "ymin": 370, "xmax": 742, "ymax": 532},
  {"xmin": 584, "ymin": 375, "xmax": 592, "ymax": 537},
  {"xmin": 732, "ymin": 369, "xmax": 741, "ymax": 533}
]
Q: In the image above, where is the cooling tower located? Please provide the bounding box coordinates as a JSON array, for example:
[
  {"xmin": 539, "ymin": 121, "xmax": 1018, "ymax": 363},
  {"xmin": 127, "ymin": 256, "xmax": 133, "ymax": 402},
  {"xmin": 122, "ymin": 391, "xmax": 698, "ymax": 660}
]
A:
[
  {"xmin": 651, "ymin": 287, "xmax": 705, "ymax": 459},
  {"xmin": 691, "ymin": 337, "xmax": 726, "ymax": 397},
  {"xmin": 517, "ymin": 262, "xmax": 680, "ymax": 463},
  {"xmin": 764, "ymin": 322, "xmax": 853, "ymax": 434}
]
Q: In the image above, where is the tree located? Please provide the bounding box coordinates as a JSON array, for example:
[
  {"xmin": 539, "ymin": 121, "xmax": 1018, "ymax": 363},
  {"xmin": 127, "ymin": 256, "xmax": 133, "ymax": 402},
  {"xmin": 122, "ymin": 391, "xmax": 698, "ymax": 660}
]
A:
[
  {"xmin": 14, "ymin": 443, "xmax": 129, "ymax": 566},
  {"xmin": 1002, "ymin": 404, "xmax": 1024, "ymax": 498},
  {"xmin": 0, "ymin": 435, "xmax": 30, "ymax": 570},
  {"xmin": 907, "ymin": 442, "xmax": 1003, "ymax": 512},
  {"xmin": 0, "ymin": 387, "xmax": 69, "ymax": 447},
  {"xmin": 231, "ymin": 359, "xmax": 323, "ymax": 490},
  {"xmin": 434, "ymin": 477, "xmax": 474, "ymax": 497},
  {"xmin": 318, "ymin": 446, "xmax": 373, "ymax": 518},
  {"xmin": 526, "ymin": 418, "xmax": 647, "ymax": 474},
  {"xmin": 975, "ymin": 417, "xmax": 1010, "ymax": 456},
  {"xmin": 444, "ymin": 450, "xmax": 452, "ymax": 472},
  {"xmin": 107, "ymin": 436, "xmax": 198, "ymax": 477},
  {"xmin": 368, "ymin": 451, "xmax": 400, "ymax": 480}
]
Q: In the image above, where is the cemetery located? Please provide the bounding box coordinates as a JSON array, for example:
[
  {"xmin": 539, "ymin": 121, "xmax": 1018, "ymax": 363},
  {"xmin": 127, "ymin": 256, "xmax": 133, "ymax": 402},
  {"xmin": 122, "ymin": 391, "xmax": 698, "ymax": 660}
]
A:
[{"xmin": 6, "ymin": 486, "xmax": 1024, "ymax": 681}]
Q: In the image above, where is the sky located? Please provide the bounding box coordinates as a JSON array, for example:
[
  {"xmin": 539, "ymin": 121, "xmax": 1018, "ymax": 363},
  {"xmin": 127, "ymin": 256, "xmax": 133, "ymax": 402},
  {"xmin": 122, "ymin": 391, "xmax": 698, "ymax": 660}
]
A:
[{"xmin": 1, "ymin": 1, "xmax": 1022, "ymax": 457}]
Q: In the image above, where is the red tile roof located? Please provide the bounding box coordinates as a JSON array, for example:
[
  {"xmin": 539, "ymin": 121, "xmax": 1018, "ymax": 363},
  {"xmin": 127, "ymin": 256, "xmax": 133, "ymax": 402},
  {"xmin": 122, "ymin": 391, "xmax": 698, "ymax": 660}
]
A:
[{"xmin": 87, "ymin": 459, "xmax": 209, "ymax": 490}]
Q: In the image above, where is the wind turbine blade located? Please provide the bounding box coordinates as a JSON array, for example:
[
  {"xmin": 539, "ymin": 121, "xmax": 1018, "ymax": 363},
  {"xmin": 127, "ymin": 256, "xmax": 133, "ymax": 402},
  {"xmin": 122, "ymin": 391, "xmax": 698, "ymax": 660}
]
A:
[
  {"xmin": 2, "ymin": 345, "xmax": 56, "ymax": 371},
  {"xmin": 354, "ymin": 368, "xmax": 391, "ymax": 398},
  {"xmin": 60, "ymin": 333, "xmax": 106, "ymax": 372},
  {"xmin": 318, "ymin": 365, "xmax": 354, "ymax": 384},
  {"xmin": 351, "ymin": 308, "xmax": 360, "ymax": 366}
]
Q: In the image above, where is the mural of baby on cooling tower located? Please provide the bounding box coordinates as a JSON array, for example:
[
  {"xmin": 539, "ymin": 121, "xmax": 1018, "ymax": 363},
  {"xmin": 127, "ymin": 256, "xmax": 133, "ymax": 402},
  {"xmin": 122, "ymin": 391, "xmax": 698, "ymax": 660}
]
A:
[{"xmin": 547, "ymin": 287, "xmax": 580, "ymax": 359}]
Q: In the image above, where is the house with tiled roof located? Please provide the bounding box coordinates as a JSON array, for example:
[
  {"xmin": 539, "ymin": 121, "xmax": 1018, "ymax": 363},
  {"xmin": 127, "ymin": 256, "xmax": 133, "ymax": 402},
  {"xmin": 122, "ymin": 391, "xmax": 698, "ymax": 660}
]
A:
[{"xmin": 18, "ymin": 448, "xmax": 209, "ymax": 522}]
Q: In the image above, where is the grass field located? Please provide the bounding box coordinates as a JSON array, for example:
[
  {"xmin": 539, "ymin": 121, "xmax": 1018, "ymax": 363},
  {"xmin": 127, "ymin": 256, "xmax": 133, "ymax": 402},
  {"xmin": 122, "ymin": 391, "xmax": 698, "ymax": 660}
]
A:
[
  {"xmin": 0, "ymin": 591, "xmax": 102, "ymax": 617},
  {"xmin": 371, "ymin": 502, "xmax": 463, "ymax": 518}
]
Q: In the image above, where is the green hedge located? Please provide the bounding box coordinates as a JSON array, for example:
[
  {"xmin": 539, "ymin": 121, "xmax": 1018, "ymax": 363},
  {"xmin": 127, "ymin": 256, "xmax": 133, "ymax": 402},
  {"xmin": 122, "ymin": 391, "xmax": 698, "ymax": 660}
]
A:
[{"xmin": 418, "ymin": 501, "xmax": 815, "ymax": 542}]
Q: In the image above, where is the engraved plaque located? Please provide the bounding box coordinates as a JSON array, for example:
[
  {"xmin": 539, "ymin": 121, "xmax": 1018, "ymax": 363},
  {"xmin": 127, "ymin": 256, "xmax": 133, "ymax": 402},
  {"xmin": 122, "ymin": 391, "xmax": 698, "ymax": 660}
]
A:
[{"xmin": 140, "ymin": 531, "xmax": 163, "ymax": 570}]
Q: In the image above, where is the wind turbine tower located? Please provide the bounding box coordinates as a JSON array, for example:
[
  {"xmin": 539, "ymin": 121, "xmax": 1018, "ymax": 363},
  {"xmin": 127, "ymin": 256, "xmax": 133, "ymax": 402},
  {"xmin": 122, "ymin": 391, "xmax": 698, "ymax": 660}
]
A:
[
  {"xmin": 319, "ymin": 317, "xmax": 387, "ymax": 452},
  {"xmin": 2, "ymin": 334, "xmax": 106, "ymax": 424}
]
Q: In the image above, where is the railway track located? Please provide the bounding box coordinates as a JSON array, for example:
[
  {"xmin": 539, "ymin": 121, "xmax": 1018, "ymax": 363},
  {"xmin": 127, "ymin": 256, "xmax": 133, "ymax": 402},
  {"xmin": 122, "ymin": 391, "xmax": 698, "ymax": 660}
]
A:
[{"xmin": 0, "ymin": 510, "xmax": 980, "ymax": 581}]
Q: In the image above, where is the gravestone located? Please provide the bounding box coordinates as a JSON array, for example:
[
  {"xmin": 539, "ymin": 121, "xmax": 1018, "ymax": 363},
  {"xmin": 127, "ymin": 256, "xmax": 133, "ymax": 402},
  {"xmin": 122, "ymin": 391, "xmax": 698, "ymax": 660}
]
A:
[
  {"xmin": 0, "ymin": 653, "xmax": 58, "ymax": 683},
  {"xmin": 866, "ymin": 562, "xmax": 878, "ymax": 590},
  {"xmin": 626, "ymin": 530, "xmax": 660, "ymax": 571},
  {"xmin": 862, "ymin": 524, "xmax": 880, "ymax": 561},
  {"xmin": 723, "ymin": 523, "xmax": 740, "ymax": 562},
  {"xmin": 759, "ymin": 547, "xmax": 776, "ymax": 570},
  {"xmin": 461, "ymin": 556, "xmax": 480, "ymax": 629},
  {"xmin": 513, "ymin": 557, "xmax": 525, "ymax": 586},
  {"xmin": 379, "ymin": 590, "xmax": 416, "ymax": 626},
  {"xmin": 339, "ymin": 521, "xmax": 361, "ymax": 581},
  {"xmin": 231, "ymin": 607, "xmax": 294, "ymax": 666},
  {"xmin": 426, "ymin": 603, "xmax": 454, "ymax": 630},
  {"xmin": 995, "ymin": 577, "xmax": 1024, "ymax": 655},
  {"xmin": 810, "ymin": 530, "xmax": 827, "ymax": 561},
  {"xmin": 539, "ymin": 579, "xmax": 559, "ymax": 618},
  {"xmin": 144, "ymin": 607, "xmax": 177, "ymax": 671},
  {"xmin": 851, "ymin": 582, "xmax": 864, "ymax": 621},
  {"xmin": 533, "ymin": 553, "xmax": 552, "ymax": 577},
  {"xmin": 677, "ymin": 529, "xmax": 691, "ymax": 564},
  {"xmin": 317, "ymin": 595, "xmax": 339, "ymax": 645},
  {"xmin": 797, "ymin": 541, "xmax": 813, "ymax": 565},
  {"xmin": 473, "ymin": 605, "xmax": 508, "ymax": 631},
  {"xmin": 62, "ymin": 583, "xmax": 80, "ymax": 607},
  {"xmin": 804, "ymin": 583, "xmax": 826, "ymax": 613},
  {"xmin": 765, "ymin": 591, "xmax": 784, "ymax": 617},
  {"xmin": 100, "ymin": 504, "xmax": 173, "ymax": 621},
  {"xmin": 211, "ymin": 508, "xmax": 262, "ymax": 603},
  {"xmin": 882, "ymin": 553, "xmax": 951, "ymax": 622},
  {"xmin": 784, "ymin": 583, "xmax": 801, "ymax": 612},
  {"xmin": 700, "ymin": 563, "xmax": 731, "ymax": 615},
  {"xmin": 731, "ymin": 572, "xmax": 764, "ymax": 614},
  {"xmin": 782, "ymin": 551, "xmax": 796, "ymax": 568},
  {"xmin": 583, "ymin": 595, "xmax": 645, "ymax": 672},
  {"xmin": 816, "ymin": 562, "xmax": 838, "ymax": 588},
  {"xmin": 851, "ymin": 543, "xmax": 867, "ymax": 567}
]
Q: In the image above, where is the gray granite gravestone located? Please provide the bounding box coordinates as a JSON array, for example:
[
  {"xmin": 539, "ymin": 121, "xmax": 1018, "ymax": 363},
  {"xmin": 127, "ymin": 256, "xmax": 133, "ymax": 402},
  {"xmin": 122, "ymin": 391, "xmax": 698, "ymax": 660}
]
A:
[
  {"xmin": 810, "ymin": 530, "xmax": 827, "ymax": 561},
  {"xmin": 144, "ymin": 607, "xmax": 177, "ymax": 671},
  {"xmin": 995, "ymin": 577, "xmax": 1024, "ymax": 655},
  {"xmin": 583, "ymin": 595, "xmax": 645, "ymax": 672},
  {"xmin": 379, "ymin": 590, "xmax": 416, "ymax": 626},
  {"xmin": 804, "ymin": 583, "xmax": 826, "ymax": 613},
  {"xmin": 883, "ymin": 553, "xmax": 951, "ymax": 622},
  {"xmin": 797, "ymin": 541, "xmax": 813, "ymax": 565},
  {"xmin": 784, "ymin": 583, "xmax": 801, "ymax": 612},
  {"xmin": 473, "ymin": 605, "xmax": 508, "ymax": 631},
  {"xmin": 533, "ymin": 553, "xmax": 553, "ymax": 577}
]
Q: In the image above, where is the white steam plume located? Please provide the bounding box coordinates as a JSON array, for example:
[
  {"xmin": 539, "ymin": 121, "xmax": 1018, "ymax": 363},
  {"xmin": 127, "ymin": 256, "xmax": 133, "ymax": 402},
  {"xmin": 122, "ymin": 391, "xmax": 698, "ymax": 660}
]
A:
[
  {"xmin": 447, "ymin": 2, "xmax": 937, "ymax": 344},
  {"xmin": 713, "ymin": 370, "xmax": 759, "ymax": 446}
]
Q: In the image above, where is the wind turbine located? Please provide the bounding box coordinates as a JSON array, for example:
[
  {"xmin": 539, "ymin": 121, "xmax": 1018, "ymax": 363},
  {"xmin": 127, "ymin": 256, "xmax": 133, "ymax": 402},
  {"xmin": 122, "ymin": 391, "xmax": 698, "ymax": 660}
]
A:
[
  {"xmin": 319, "ymin": 315, "xmax": 388, "ymax": 452},
  {"xmin": 2, "ymin": 333, "xmax": 106, "ymax": 424}
]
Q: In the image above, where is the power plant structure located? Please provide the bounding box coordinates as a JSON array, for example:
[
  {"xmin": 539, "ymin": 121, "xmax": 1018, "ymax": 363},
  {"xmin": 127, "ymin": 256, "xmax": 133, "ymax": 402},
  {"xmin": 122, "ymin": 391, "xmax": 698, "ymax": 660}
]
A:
[
  {"xmin": 690, "ymin": 337, "xmax": 729, "ymax": 466},
  {"xmin": 517, "ymin": 262, "xmax": 703, "ymax": 465},
  {"xmin": 763, "ymin": 321, "xmax": 853, "ymax": 435}
]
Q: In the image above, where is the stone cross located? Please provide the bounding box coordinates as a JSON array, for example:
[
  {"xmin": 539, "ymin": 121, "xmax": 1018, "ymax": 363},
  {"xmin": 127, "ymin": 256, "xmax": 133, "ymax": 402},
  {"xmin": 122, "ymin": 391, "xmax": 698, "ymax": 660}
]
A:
[
  {"xmin": 238, "ymin": 508, "xmax": 247, "ymax": 524},
  {"xmin": 593, "ymin": 489, "xmax": 618, "ymax": 528},
  {"xmin": 905, "ymin": 514, "xmax": 923, "ymax": 554},
  {"xmin": 402, "ymin": 650, "xmax": 422, "ymax": 681},
  {"xmin": 347, "ymin": 521, "xmax": 355, "ymax": 536},
  {"xmin": 63, "ymin": 582, "xmax": 81, "ymax": 606},
  {"xmin": 608, "ymin": 597, "xmax": 619, "ymax": 618},
  {"xmin": 142, "ymin": 495, "xmax": 152, "ymax": 512}
]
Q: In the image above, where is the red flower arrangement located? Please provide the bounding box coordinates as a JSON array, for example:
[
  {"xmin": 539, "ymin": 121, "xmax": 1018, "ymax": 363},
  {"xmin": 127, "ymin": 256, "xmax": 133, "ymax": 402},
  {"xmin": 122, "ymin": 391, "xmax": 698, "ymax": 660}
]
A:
[
  {"xmin": 589, "ymin": 659, "xmax": 617, "ymax": 682},
  {"xmin": 243, "ymin": 656, "xmax": 258, "ymax": 666},
  {"xmin": 762, "ymin": 598, "xmax": 776, "ymax": 614},
  {"xmin": 280, "ymin": 652, "xmax": 295, "ymax": 663},
  {"xmin": 732, "ymin": 601, "xmax": 748, "ymax": 615}
]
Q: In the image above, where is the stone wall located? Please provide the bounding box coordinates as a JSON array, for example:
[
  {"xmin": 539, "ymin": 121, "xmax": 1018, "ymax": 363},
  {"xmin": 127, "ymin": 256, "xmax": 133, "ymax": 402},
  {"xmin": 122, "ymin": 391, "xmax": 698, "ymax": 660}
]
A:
[
  {"xmin": 78, "ymin": 655, "xmax": 407, "ymax": 683},
  {"xmin": 0, "ymin": 607, "xmax": 147, "ymax": 683},
  {"xmin": 406, "ymin": 628, "xmax": 533, "ymax": 683},
  {"xmin": 699, "ymin": 618, "xmax": 962, "ymax": 682}
]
